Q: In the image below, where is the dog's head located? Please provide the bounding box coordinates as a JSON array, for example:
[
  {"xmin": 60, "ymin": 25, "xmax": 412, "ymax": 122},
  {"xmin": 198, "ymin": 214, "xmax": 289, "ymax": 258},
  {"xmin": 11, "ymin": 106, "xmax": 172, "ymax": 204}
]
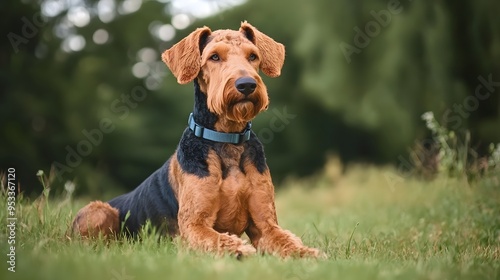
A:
[{"xmin": 162, "ymin": 21, "xmax": 285, "ymax": 130}]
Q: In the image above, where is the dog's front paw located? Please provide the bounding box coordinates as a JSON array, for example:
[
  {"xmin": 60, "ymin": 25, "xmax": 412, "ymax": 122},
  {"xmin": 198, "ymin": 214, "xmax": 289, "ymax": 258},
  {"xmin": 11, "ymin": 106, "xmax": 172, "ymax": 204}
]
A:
[
  {"xmin": 299, "ymin": 247, "xmax": 327, "ymax": 259},
  {"xmin": 235, "ymin": 244, "xmax": 257, "ymax": 260}
]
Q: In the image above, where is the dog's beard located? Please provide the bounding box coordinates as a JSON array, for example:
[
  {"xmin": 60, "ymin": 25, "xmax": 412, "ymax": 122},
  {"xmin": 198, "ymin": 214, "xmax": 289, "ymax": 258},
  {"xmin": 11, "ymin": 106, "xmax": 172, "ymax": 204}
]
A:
[
  {"xmin": 207, "ymin": 81, "xmax": 268, "ymax": 123},
  {"xmin": 228, "ymin": 90, "xmax": 269, "ymax": 123},
  {"xmin": 230, "ymin": 101, "xmax": 257, "ymax": 123}
]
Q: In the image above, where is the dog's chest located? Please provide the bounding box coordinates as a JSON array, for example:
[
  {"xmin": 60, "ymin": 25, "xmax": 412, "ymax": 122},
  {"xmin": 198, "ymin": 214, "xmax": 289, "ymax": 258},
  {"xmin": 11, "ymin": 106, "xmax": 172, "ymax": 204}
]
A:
[
  {"xmin": 214, "ymin": 144, "xmax": 252, "ymax": 235},
  {"xmin": 219, "ymin": 145, "xmax": 243, "ymax": 174}
]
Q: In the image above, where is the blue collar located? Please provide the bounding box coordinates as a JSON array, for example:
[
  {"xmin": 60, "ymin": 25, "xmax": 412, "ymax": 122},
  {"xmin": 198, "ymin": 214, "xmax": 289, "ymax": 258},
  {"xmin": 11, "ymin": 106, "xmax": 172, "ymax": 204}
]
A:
[{"xmin": 188, "ymin": 113, "xmax": 252, "ymax": 144}]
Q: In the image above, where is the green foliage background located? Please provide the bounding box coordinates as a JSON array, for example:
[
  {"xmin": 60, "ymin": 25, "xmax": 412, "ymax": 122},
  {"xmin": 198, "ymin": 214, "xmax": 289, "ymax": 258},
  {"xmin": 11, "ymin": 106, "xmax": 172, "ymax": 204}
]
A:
[{"xmin": 1, "ymin": 0, "xmax": 499, "ymax": 196}]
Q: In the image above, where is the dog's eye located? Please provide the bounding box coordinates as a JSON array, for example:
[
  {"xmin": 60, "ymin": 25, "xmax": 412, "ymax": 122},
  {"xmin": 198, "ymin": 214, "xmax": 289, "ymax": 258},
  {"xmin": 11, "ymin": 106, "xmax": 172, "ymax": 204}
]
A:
[
  {"xmin": 249, "ymin": 53, "xmax": 258, "ymax": 61},
  {"xmin": 210, "ymin": 54, "xmax": 220, "ymax": 61}
]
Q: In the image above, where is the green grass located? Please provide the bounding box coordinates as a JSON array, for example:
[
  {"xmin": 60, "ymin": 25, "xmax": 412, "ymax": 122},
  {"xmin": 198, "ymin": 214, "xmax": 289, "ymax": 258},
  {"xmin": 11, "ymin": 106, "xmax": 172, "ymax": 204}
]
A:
[{"xmin": 1, "ymin": 165, "xmax": 499, "ymax": 280}]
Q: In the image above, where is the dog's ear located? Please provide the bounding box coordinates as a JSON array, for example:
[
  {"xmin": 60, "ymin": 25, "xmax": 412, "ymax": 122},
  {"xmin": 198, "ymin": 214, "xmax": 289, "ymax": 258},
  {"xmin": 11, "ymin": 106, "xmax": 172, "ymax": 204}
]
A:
[
  {"xmin": 162, "ymin": 26, "xmax": 212, "ymax": 84},
  {"xmin": 240, "ymin": 21, "xmax": 285, "ymax": 78}
]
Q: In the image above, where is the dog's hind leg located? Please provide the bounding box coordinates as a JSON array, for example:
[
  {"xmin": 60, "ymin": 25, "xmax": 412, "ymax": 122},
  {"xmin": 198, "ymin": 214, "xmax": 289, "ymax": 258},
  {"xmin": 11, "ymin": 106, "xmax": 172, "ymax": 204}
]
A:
[{"xmin": 71, "ymin": 201, "xmax": 120, "ymax": 239}]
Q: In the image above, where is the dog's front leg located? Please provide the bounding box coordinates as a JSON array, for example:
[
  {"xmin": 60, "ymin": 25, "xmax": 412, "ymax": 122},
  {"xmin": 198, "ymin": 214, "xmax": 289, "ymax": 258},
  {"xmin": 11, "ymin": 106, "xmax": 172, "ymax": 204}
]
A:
[
  {"xmin": 177, "ymin": 173, "xmax": 256, "ymax": 257},
  {"xmin": 245, "ymin": 168, "xmax": 322, "ymax": 258}
]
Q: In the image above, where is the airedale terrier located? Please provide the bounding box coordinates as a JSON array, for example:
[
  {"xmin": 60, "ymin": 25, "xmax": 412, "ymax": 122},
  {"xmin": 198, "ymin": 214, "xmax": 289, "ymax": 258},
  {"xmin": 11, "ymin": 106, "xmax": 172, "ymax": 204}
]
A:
[{"xmin": 72, "ymin": 21, "xmax": 321, "ymax": 258}]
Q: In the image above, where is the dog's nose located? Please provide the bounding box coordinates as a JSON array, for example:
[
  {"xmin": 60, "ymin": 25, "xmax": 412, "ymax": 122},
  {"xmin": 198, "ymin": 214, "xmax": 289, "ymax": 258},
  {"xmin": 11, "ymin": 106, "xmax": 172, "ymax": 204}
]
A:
[{"xmin": 235, "ymin": 77, "xmax": 257, "ymax": 96}]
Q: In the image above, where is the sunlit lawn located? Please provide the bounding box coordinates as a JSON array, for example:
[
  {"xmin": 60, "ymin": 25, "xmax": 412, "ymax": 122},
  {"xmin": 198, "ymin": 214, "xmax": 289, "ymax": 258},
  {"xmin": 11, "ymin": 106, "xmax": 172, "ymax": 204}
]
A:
[{"xmin": 1, "ymin": 164, "xmax": 499, "ymax": 280}]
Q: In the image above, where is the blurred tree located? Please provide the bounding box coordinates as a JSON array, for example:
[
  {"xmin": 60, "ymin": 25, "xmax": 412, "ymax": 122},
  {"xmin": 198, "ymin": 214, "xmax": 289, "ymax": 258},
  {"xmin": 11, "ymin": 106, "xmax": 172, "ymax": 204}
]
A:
[{"xmin": 291, "ymin": 0, "xmax": 499, "ymax": 159}]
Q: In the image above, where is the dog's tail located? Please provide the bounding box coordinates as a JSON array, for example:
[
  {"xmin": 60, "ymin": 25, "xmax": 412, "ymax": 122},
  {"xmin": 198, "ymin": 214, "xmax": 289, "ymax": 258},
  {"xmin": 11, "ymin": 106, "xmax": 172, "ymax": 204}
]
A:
[{"xmin": 70, "ymin": 201, "xmax": 120, "ymax": 239}]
